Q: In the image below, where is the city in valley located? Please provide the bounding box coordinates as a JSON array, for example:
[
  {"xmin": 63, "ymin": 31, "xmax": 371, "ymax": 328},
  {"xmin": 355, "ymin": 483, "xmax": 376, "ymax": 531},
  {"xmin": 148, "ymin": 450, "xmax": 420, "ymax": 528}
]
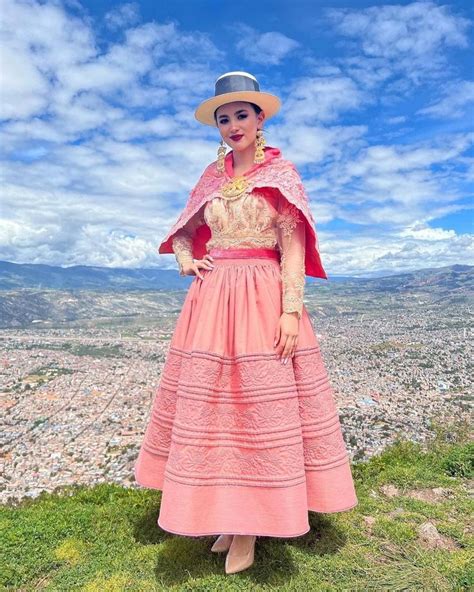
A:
[{"xmin": 0, "ymin": 264, "xmax": 471, "ymax": 504}]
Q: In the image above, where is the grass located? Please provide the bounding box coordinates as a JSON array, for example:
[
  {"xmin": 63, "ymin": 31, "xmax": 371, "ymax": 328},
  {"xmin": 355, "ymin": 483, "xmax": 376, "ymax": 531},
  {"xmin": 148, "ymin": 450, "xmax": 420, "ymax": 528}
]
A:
[{"xmin": 1, "ymin": 421, "xmax": 472, "ymax": 591}]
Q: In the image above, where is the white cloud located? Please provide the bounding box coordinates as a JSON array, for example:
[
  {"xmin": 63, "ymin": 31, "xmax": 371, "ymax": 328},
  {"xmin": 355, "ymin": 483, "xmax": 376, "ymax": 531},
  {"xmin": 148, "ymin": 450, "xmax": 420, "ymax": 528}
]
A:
[
  {"xmin": 371, "ymin": 232, "xmax": 474, "ymax": 270},
  {"xmin": 386, "ymin": 115, "xmax": 408, "ymax": 125},
  {"xmin": 73, "ymin": 224, "xmax": 152, "ymax": 268},
  {"xmin": 0, "ymin": 0, "xmax": 471, "ymax": 276},
  {"xmin": 0, "ymin": 0, "xmax": 95, "ymax": 120},
  {"xmin": 0, "ymin": 46, "xmax": 50, "ymax": 119},
  {"xmin": 0, "ymin": 3, "xmax": 223, "ymax": 128},
  {"xmin": 350, "ymin": 145, "xmax": 418, "ymax": 176},
  {"xmin": 320, "ymin": 226, "xmax": 473, "ymax": 276},
  {"xmin": 234, "ymin": 24, "xmax": 299, "ymax": 65},
  {"xmin": 281, "ymin": 76, "xmax": 369, "ymax": 123},
  {"xmin": 417, "ymin": 80, "xmax": 474, "ymax": 119},
  {"xmin": 268, "ymin": 122, "xmax": 367, "ymax": 169},
  {"xmin": 0, "ymin": 0, "xmax": 228, "ymax": 268},
  {"xmin": 0, "ymin": 213, "xmax": 155, "ymax": 268},
  {"xmin": 275, "ymin": 131, "xmax": 474, "ymax": 232},
  {"xmin": 399, "ymin": 223, "xmax": 457, "ymax": 240},
  {"xmin": 104, "ymin": 2, "xmax": 140, "ymax": 30},
  {"xmin": 325, "ymin": 1, "xmax": 470, "ymax": 84},
  {"xmin": 332, "ymin": 2, "xmax": 468, "ymax": 57}
]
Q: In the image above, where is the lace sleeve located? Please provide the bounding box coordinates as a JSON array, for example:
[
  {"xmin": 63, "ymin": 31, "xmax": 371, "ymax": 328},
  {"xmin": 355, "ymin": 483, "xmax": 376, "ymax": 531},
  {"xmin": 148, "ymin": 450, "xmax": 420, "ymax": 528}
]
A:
[
  {"xmin": 172, "ymin": 208, "xmax": 206, "ymax": 276},
  {"xmin": 276, "ymin": 195, "xmax": 306, "ymax": 319}
]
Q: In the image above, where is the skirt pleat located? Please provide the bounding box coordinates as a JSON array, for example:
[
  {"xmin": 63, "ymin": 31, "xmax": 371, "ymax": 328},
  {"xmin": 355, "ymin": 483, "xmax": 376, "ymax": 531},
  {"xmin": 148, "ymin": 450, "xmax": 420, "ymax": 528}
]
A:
[{"xmin": 134, "ymin": 255, "xmax": 358, "ymax": 537}]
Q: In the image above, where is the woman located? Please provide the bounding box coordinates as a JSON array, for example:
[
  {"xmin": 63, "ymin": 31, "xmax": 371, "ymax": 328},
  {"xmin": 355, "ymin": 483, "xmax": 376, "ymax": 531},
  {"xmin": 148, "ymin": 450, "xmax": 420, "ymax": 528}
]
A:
[{"xmin": 134, "ymin": 71, "xmax": 358, "ymax": 575}]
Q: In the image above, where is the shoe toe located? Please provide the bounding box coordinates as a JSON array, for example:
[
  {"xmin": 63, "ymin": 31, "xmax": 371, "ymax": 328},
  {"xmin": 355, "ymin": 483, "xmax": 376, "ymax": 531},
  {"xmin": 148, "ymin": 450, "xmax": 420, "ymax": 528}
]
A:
[
  {"xmin": 211, "ymin": 534, "xmax": 233, "ymax": 552},
  {"xmin": 224, "ymin": 536, "xmax": 256, "ymax": 574}
]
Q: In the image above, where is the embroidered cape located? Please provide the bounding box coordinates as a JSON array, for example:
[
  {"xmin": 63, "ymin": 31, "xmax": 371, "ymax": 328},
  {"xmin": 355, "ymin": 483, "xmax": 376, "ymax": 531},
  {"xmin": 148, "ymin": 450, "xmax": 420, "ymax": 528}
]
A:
[{"xmin": 158, "ymin": 146, "xmax": 327, "ymax": 279}]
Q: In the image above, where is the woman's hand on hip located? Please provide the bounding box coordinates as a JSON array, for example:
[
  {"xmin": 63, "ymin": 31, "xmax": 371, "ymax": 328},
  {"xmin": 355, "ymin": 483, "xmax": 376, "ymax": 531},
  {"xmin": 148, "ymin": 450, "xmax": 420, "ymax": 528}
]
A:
[
  {"xmin": 274, "ymin": 312, "xmax": 299, "ymax": 364},
  {"xmin": 182, "ymin": 254, "xmax": 215, "ymax": 279}
]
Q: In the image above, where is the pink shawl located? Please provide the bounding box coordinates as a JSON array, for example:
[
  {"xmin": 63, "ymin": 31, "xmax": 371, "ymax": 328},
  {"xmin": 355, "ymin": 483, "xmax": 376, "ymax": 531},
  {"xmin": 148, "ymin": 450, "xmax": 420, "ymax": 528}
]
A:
[{"xmin": 158, "ymin": 146, "xmax": 327, "ymax": 279}]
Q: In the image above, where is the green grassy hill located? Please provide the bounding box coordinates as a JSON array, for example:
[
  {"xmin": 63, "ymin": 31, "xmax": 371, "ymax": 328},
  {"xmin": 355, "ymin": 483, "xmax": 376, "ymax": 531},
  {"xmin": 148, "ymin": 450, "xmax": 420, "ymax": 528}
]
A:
[{"xmin": 1, "ymin": 421, "xmax": 472, "ymax": 592}]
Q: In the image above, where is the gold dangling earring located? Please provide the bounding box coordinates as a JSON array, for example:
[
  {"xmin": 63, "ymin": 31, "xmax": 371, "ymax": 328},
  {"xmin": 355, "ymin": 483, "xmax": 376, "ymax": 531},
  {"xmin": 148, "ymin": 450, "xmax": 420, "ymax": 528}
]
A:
[
  {"xmin": 217, "ymin": 138, "xmax": 226, "ymax": 174},
  {"xmin": 254, "ymin": 129, "xmax": 266, "ymax": 164}
]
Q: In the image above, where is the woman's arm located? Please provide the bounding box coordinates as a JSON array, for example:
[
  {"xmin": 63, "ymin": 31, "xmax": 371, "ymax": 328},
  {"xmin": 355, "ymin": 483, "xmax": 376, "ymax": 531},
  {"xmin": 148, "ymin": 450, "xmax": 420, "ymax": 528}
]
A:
[
  {"xmin": 172, "ymin": 207, "xmax": 206, "ymax": 276},
  {"xmin": 276, "ymin": 194, "xmax": 306, "ymax": 319}
]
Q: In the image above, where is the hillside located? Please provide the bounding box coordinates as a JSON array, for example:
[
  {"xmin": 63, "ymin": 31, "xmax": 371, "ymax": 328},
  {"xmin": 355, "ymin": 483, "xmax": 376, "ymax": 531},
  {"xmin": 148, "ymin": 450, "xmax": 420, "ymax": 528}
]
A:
[{"xmin": 1, "ymin": 423, "xmax": 472, "ymax": 591}]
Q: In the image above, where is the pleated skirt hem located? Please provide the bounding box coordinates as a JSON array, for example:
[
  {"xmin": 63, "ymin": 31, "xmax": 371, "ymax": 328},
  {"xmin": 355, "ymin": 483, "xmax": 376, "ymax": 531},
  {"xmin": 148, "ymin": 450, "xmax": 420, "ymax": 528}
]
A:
[{"xmin": 134, "ymin": 445, "xmax": 358, "ymax": 538}]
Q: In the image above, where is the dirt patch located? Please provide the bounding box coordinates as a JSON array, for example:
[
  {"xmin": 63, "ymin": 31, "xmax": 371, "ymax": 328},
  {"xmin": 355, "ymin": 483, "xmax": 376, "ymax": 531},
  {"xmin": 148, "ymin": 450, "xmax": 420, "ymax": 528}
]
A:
[{"xmin": 406, "ymin": 487, "xmax": 455, "ymax": 503}]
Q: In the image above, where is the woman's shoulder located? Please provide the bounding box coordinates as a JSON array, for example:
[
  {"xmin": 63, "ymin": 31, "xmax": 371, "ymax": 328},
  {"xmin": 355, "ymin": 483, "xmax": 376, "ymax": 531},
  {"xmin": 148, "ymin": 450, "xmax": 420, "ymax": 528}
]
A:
[
  {"xmin": 263, "ymin": 155, "xmax": 302, "ymax": 183},
  {"xmin": 262, "ymin": 148, "xmax": 297, "ymax": 171}
]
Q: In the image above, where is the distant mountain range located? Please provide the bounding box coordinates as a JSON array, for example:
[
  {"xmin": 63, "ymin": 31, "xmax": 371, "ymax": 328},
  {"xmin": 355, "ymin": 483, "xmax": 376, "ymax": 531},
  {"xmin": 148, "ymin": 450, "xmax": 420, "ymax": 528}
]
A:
[
  {"xmin": 0, "ymin": 260, "xmax": 185, "ymax": 291},
  {"xmin": 0, "ymin": 261, "xmax": 471, "ymax": 329},
  {"xmin": 0, "ymin": 260, "xmax": 472, "ymax": 292}
]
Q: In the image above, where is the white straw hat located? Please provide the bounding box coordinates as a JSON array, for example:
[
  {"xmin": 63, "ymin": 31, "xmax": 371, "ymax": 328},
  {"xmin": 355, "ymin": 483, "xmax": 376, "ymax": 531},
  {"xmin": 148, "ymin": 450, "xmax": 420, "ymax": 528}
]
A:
[{"xmin": 194, "ymin": 71, "xmax": 281, "ymax": 127}]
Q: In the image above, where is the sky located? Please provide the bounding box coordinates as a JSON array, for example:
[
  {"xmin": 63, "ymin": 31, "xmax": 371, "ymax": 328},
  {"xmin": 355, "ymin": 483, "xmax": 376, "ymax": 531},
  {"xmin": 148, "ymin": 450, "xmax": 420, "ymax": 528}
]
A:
[{"xmin": 0, "ymin": 0, "xmax": 473, "ymax": 276}]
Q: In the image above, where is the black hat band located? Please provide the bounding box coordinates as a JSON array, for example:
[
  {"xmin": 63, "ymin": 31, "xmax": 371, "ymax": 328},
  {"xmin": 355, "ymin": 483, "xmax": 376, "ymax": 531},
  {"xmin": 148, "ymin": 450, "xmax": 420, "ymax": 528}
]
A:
[{"xmin": 215, "ymin": 74, "xmax": 260, "ymax": 96}]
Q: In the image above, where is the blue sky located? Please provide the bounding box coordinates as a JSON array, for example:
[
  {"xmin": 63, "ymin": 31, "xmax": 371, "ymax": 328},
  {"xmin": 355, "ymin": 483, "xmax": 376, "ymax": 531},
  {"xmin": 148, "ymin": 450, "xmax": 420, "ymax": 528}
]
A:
[{"xmin": 1, "ymin": 0, "xmax": 473, "ymax": 275}]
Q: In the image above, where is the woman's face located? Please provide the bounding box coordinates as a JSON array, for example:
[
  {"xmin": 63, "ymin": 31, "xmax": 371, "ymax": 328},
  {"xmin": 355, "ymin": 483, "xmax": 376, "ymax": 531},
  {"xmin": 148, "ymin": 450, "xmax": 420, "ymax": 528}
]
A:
[{"xmin": 215, "ymin": 101, "xmax": 265, "ymax": 152}]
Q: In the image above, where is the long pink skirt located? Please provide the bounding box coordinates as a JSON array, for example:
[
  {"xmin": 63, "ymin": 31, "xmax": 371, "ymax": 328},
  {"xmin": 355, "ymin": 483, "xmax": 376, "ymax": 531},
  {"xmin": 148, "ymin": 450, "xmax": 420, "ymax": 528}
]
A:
[{"xmin": 134, "ymin": 247, "xmax": 358, "ymax": 538}]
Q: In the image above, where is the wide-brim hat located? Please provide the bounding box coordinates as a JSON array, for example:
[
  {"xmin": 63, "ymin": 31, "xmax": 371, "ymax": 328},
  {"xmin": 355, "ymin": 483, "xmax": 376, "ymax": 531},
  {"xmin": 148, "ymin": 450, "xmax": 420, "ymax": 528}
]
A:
[{"xmin": 194, "ymin": 71, "xmax": 281, "ymax": 127}]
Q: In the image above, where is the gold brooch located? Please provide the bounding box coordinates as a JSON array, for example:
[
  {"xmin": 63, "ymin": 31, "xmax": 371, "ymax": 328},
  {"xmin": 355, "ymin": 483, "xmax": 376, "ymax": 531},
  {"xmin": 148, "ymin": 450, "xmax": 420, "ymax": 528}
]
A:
[{"xmin": 220, "ymin": 176, "xmax": 250, "ymax": 200}]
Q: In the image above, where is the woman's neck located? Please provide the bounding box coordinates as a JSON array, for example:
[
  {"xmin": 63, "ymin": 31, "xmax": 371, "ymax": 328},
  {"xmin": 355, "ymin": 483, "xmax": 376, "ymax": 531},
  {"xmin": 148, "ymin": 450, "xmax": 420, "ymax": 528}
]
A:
[{"xmin": 231, "ymin": 143, "xmax": 257, "ymax": 176}]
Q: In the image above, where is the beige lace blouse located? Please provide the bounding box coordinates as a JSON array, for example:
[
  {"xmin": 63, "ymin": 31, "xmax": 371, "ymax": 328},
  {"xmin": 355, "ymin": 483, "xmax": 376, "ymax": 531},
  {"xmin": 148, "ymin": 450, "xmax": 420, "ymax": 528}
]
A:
[{"xmin": 171, "ymin": 189, "xmax": 306, "ymax": 319}]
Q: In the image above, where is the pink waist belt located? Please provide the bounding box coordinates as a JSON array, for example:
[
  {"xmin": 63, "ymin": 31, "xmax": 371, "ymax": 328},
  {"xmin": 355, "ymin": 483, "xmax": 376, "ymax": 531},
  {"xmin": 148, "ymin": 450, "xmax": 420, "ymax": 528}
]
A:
[{"xmin": 208, "ymin": 247, "xmax": 280, "ymax": 260}]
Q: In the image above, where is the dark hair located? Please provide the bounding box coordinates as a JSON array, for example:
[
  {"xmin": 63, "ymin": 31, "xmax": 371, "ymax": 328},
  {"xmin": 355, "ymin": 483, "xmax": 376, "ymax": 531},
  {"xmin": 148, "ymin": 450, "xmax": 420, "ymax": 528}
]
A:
[{"xmin": 214, "ymin": 102, "xmax": 262, "ymax": 124}]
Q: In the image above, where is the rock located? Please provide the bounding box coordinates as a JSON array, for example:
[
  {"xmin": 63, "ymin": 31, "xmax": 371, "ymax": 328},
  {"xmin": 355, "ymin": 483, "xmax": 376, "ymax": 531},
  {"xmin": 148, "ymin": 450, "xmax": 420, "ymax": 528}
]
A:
[
  {"xmin": 363, "ymin": 515, "xmax": 376, "ymax": 529},
  {"xmin": 388, "ymin": 507, "xmax": 405, "ymax": 518},
  {"xmin": 417, "ymin": 521, "xmax": 458, "ymax": 550},
  {"xmin": 463, "ymin": 479, "xmax": 474, "ymax": 498},
  {"xmin": 380, "ymin": 484, "xmax": 399, "ymax": 497}
]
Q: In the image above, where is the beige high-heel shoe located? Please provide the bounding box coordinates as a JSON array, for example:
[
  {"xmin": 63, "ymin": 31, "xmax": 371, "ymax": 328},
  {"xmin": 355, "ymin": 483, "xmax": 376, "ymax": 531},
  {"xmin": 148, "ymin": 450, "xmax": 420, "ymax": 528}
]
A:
[
  {"xmin": 225, "ymin": 535, "xmax": 256, "ymax": 574},
  {"xmin": 211, "ymin": 534, "xmax": 234, "ymax": 553}
]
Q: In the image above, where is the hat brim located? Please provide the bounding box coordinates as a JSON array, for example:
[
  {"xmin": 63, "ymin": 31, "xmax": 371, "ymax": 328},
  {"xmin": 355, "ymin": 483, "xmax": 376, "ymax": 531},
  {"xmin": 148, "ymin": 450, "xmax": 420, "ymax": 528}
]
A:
[{"xmin": 194, "ymin": 91, "xmax": 281, "ymax": 127}]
